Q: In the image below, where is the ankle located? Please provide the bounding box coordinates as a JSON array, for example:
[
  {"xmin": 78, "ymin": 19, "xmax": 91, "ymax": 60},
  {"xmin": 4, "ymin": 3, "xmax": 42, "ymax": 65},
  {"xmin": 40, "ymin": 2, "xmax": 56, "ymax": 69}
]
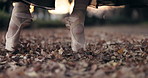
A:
[
  {"xmin": 13, "ymin": 2, "xmax": 30, "ymax": 14},
  {"xmin": 14, "ymin": 2, "xmax": 30, "ymax": 8}
]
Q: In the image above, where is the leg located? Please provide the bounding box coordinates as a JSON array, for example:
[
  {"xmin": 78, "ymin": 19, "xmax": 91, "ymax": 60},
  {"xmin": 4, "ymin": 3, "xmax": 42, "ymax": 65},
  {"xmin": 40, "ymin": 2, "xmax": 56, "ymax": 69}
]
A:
[
  {"xmin": 65, "ymin": 0, "xmax": 90, "ymax": 52},
  {"xmin": 5, "ymin": 2, "xmax": 32, "ymax": 51}
]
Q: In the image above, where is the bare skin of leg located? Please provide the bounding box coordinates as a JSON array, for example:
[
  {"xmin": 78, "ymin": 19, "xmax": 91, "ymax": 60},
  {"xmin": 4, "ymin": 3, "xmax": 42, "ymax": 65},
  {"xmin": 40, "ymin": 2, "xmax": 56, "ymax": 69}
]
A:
[
  {"xmin": 5, "ymin": 2, "xmax": 32, "ymax": 51},
  {"xmin": 65, "ymin": 0, "xmax": 90, "ymax": 52}
]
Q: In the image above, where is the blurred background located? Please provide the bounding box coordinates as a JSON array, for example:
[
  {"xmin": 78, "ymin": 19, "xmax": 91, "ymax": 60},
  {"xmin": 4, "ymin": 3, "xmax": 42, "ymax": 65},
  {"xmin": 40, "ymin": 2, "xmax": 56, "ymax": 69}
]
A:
[{"xmin": 0, "ymin": 0, "xmax": 148, "ymax": 30}]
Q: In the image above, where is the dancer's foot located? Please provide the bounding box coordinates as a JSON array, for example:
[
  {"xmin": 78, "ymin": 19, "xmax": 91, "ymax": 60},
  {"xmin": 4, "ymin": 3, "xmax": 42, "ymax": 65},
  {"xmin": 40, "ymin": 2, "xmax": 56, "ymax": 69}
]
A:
[
  {"xmin": 70, "ymin": 22, "xmax": 86, "ymax": 52},
  {"xmin": 5, "ymin": 2, "xmax": 32, "ymax": 51},
  {"xmin": 64, "ymin": 13, "xmax": 86, "ymax": 52}
]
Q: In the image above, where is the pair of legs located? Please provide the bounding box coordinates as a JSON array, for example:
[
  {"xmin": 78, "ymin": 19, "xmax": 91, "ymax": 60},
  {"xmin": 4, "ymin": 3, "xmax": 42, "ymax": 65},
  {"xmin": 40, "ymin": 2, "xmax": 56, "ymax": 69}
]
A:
[{"xmin": 5, "ymin": 0, "xmax": 89, "ymax": 52}]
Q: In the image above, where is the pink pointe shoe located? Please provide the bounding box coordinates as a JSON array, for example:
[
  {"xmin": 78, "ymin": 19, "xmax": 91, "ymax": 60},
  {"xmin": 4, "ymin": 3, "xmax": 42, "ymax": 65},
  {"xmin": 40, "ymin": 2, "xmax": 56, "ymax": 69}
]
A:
[
  {"xmin": 65, "ymin": 15, "xmax": 86, "ymax": 52},
  {"xmin": 5, "ymin": 2, "xmax": 32, "ymax": 51},
  {"xmin": 64, "ymin": 0, "xmax": 88, "ymax": 52}
]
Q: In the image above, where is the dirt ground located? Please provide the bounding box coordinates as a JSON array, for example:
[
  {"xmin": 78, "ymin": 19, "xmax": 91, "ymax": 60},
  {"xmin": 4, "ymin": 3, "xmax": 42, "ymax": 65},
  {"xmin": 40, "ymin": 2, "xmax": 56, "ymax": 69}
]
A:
[{"xmin": 0, "ymin": 25, "xmax": 148, "ymax": 78}]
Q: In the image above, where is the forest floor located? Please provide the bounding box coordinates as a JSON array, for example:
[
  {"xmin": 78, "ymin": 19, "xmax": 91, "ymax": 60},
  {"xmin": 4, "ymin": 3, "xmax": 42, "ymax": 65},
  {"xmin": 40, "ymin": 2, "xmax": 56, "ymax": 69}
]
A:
[{"xmin": 0, "ymin": 25, "xmax": 148, "ymax": 78}]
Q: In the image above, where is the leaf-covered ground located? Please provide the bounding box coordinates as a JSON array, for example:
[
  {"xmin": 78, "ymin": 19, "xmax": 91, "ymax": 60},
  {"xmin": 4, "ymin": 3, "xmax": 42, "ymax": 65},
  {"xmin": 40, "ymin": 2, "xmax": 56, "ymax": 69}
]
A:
[{"xmin": 0, "ymin": 25, "xmax": 148, "ymax": 78}]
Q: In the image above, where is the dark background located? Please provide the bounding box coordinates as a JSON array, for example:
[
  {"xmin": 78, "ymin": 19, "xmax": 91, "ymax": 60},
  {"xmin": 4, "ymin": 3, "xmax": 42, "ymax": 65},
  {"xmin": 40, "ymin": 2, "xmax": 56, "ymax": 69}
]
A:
[{"xmin": 0, "ymin": 0, "xmax": 148, "ymax": 30}]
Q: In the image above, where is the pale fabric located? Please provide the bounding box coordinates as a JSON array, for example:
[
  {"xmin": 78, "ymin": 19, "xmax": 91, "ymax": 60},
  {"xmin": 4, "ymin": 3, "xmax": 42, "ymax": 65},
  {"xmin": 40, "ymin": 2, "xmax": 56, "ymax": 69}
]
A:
[
  {"xmin": 64, "ymin": 0, "xmax": 89, "ymax": 51},
  {"xmin": 65, "ymin": 13, "xmax": 86, "ymax": 52},
  {"xmin": 5, "ymin": 2, "xmax": 32, "ymax": 51}
]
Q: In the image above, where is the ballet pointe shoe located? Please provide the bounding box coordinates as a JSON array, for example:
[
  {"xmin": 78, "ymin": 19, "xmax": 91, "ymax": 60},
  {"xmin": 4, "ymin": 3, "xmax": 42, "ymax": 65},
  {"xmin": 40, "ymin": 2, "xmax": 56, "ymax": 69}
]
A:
[
  {"xmin": 64, "ymin": 0, "xmax": 88, "ymax": 52},
  {"xmin": 5, "ymin": 2, "xmax": 32, "ymax": 51},
  {"xmin": 70, "ymin": 23, "xmax": 86, "ymax": 52},
  {"xmin": 65, "ymin": 16, "xmax": 86, "ymax": 52}
]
